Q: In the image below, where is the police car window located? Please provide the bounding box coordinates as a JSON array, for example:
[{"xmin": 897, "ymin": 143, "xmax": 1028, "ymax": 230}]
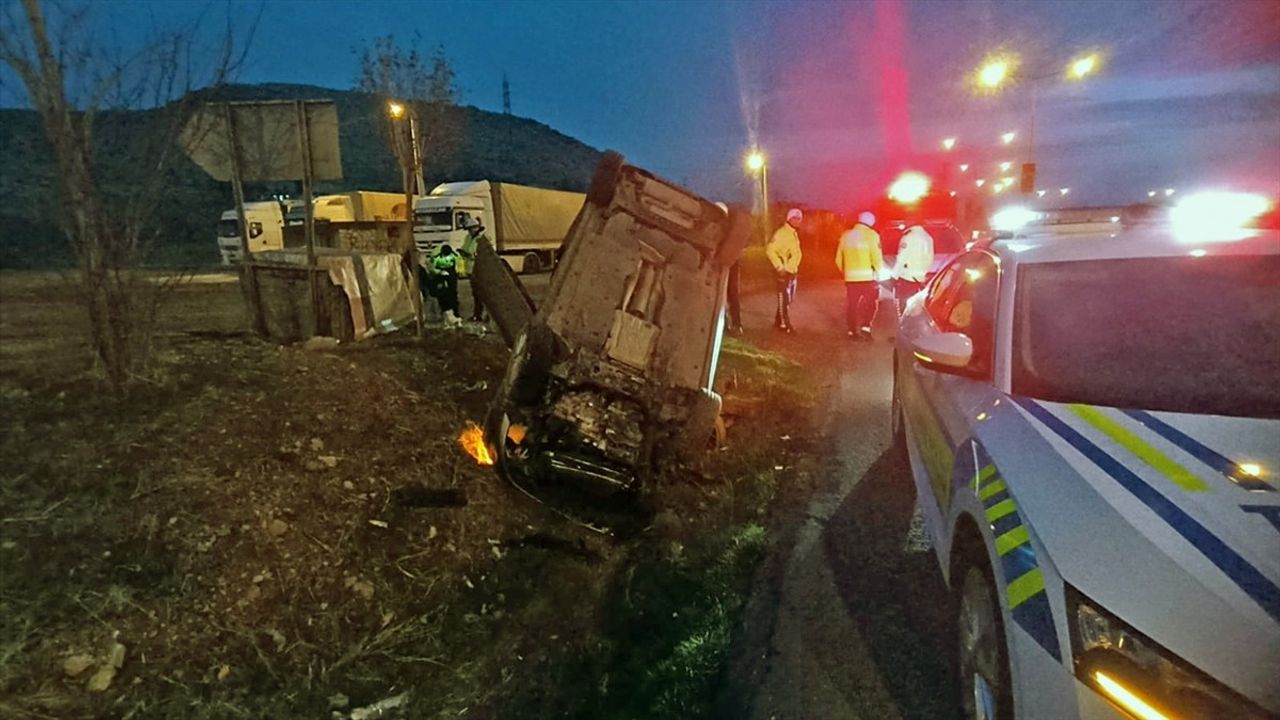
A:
[
  {"xmin": 926, "ymin": 252, "xmax": 999, "ymax": 377},
  {"xmin": 1013, "ymin": 255, "xmax": 1280, "ymax": 418},
  {"xmin": 924, "ymin": 261, "xmax": 962, "ymax": 314}
]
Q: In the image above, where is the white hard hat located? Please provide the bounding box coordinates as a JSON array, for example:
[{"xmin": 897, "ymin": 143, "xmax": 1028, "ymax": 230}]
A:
[
  {"xmin": 858, "ymin": 211, "xmax": 876, "ymax": 226},
  {"xmin": 786, "ymin": 208, "xmax": 803, "ymax": 223}
]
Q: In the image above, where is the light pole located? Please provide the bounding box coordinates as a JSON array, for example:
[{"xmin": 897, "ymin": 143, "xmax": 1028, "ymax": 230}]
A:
[
  {"xmin": 389, "ymin": 99, "xmax": 426, "ymax": 335},
  {"xmin": 388, "ymin": 101, "xmax": 425, "ymax": 195},
  {"xmin": 746, "ymin": 149, "xmax": 769, "ymax": 238}
]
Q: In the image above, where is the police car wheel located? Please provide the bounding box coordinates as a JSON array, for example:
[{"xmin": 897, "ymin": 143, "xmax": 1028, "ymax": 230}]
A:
[{"xmin": 958, "ymin": 562, "xmax": 1012, "ymax": 720}]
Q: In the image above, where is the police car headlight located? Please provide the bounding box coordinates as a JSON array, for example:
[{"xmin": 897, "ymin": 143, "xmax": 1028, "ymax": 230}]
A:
[{"xmin": 1067, "ymin": 588, "xmax": 1270, "ymax": 719}]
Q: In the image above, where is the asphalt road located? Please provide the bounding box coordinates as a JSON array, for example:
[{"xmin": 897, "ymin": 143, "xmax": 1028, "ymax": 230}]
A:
[{"xmin": 720, "ymin": 275, "xmax": 960, "ymax": 720}]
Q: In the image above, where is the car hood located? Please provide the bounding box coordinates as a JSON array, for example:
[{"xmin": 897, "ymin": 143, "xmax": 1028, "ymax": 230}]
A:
[{"xmin": 981, "ymin": 397, "xmax": 1280, "ymax": 709}]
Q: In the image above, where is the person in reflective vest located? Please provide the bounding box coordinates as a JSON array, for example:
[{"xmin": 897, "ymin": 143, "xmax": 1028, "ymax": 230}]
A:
[
  {"xmin": 766, "ymin": 208, "xmax": 804, "ymax": 333},
  {"xmin": 835, "ymin": 211, "xmax": 883, "ymax": 341},
  {"xmin": 458, "ymin": 218, "xmax": 489, "ymax": 322},
  {"xmin": 893, "ymin": 224, "xmax": 934, "ymax": 316},
  {"xmin": 428, "ymin": 244, "xmax": 460, "ymax": 325}
]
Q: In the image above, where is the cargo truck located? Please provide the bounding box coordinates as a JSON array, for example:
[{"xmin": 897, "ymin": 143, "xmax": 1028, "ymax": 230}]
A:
[
  {"xmin": 413, "ymin": 181, "xmax": 585, "ymax": 274},
  {"xmin": 216, "ymin": 200, "xmax": 291, "ymax": 265},
  {"xmin": 217, "ymin": 192, "xmax": 413, "ymax": 265}
]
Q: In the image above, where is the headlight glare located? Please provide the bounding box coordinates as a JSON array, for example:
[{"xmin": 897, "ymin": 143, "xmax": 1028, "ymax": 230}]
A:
[{"xmin": 1067, "ymin": 589, "xmax": 1270, "ymax": 720}]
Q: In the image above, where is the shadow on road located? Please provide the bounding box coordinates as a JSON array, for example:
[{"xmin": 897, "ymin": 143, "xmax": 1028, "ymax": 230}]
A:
[{"xmin": 822, "ymin": 446, "xmax": 961, "ymax": 720}]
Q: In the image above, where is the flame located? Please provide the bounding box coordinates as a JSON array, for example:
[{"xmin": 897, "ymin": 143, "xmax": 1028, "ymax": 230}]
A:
[{"xmin": 458, "ymin": 422, "xmax": 494, "ymax": 466}]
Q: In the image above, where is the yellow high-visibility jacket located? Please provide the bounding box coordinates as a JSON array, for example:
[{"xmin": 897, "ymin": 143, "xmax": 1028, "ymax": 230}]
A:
[
  {"xmin": 766, "ymin": 224, "xmax": 802, "ymax": 274},
  {"xmin": 835, "ymin": 223, "xmax": 883, "ymax": 282}
]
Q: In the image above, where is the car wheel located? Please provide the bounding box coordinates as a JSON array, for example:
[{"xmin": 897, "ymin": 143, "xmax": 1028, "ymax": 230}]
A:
[
  {"xmin": 586, "ymin": 151, "xmax": 625, "ymax": 207},
  {"xmin": 957, "ymin": 559, "xmax": 1013, "ymax": 720}
]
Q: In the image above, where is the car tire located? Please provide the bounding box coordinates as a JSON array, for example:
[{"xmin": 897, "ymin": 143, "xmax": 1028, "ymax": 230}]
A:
[
  {"xmin": 956, "ymin": 553, "xmax": 1014, "ymax": 720},
  {"xmin": 586, "ymin": 151, "xmax": 625, "ymax": 207},
  {"xmin": 522, "ymin": 252, "xmax": 542, "ymax": 275}
]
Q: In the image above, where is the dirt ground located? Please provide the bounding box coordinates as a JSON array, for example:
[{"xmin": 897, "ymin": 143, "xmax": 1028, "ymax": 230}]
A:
[{"xmin": 0, "ymin": 270, "xmax": 822, "ymax": 719}]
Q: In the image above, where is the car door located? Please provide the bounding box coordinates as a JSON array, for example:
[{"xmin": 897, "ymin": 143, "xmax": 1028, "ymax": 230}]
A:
[{"xmin": 899, "ymin": 250, "xmax": 1001, "ymax": 517}]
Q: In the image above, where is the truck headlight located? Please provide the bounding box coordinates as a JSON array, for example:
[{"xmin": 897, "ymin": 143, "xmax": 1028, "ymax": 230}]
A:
[{"xmin": 1067, "ymin": 588, "xmax": 1271, "ymax": 720}]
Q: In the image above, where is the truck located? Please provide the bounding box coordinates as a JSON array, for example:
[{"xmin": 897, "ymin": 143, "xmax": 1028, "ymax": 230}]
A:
[
  {"xmin": 216, "ymin": 200, "xmax": 291, "ymax": 265},
  {"xmin": 286, "ymin": 191, "xmax": 414, "ymax": 226},
  {"xmin": 218, "ymin": 192, "xmax": 414, "ymax": 266},
  {"xmin": 413, "ymin": 181, "xmax": 585, "ymax": 274}
]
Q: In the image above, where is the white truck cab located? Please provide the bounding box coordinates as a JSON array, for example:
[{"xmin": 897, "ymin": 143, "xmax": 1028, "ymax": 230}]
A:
[
  {"xmin": 413, "ymin": 183, "xmax": 494, "ymax": 271},
  {"xmin": 413, "ymin": 181, "xmax": 585, "ymax": 275},
  {"xmin": 216, "ymin": 200, "xmax": 289, "ymax": 265}
]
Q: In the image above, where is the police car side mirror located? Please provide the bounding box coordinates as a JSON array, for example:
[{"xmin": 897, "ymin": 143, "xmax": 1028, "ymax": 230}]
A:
[{"xmin": 912, "ymin": 332, "xmax": 973, "ymax": 370}]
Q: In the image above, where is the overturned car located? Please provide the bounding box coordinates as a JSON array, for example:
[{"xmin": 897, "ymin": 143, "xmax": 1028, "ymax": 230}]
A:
[{"xmin": 476, "ymin": 153, "xmax": 752, "ymax": 511}]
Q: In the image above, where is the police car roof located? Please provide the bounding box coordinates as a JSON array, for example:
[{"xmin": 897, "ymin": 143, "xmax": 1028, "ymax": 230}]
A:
[{"xmin": 989, "ymin": 225, "xmax": 1280, "ymax": 266}]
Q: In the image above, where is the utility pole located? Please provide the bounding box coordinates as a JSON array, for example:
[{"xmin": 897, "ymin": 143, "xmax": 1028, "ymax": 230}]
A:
[{"xmin": 502, "ymin": 73, "xmax": 511, "ymax": 115}]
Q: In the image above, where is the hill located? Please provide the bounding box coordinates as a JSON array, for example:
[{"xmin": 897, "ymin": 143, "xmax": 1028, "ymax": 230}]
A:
[{"xmin": 0, "ymin": 83, "xmax": 604, "ymax": 269}]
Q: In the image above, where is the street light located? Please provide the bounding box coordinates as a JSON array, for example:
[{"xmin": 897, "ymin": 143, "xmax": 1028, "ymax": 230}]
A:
[
  {"xmin": 1059, "ymin": 187, "xmax": 1071, "ymax": 196},
  {"xmin": 1036, "ymin": 190, "xmax": 1047, "ymax": 198},
  {"xmin": 942, "ymin": 136, "xmax": 957, "ymax": 151},
  {"xmin": 1001, "ymin": 131, "xmax": 1017, "ymax": 145},
  {"xmin": 959, "ymin": 163, "xmax": 969, "ymax": 173},
  {"xmin": 1148, "ymin": 190, "xmax": 1158, "ymax": 198},
  {"xmin": 976, "ymin": 179, "xmax": 986, "ymax": 188},
  {"xmin": 745, "ymin": 148, "xmax": 769, "ymax": 234},
  {"xmin": 1067, "ymin": 52, "xmax": 1101, "ymax": 81},
  {"xmin": 999, "ymin": 161, "xmax": 1012, "ymax": 172},
  {"xmin": 975, "ymin": 55, "xmax": 1016, "ymax": 91},
  {"xmin": 1164, "ymin": 188, "xmax": 1176, "ymax": 197},
  {"xmin": 386, "ymin": 100, "xmax": 423, "ymax": 195}
]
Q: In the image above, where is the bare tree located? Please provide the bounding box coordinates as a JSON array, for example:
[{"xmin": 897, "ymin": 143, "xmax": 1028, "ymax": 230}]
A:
[
  {"xmin": 0, "ymin": 0, "xmax": 252, "ymax": 393},
  {"xmin": 356, "ymin": 35, "xmax": 461, "ymax": 191}
]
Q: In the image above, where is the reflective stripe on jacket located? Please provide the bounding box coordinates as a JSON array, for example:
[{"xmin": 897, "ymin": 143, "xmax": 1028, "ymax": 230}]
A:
[
  {"xmin": 835, "ymin": 223, "xmax": 883, "ymax": 282},
  {"xmin": 766, "ymin": 224, "xmax": 802, "ymax": 274},
  {"xmin": 893, "ymin": 225, "xmax": 935, "ymax": 282},
  {"xmin": 457, "ymin": 231, "xmax": 486, "ymax": 275},
  {"xmin": 430, "ymin": 246, "xmax": 457, "ymax": 275}
]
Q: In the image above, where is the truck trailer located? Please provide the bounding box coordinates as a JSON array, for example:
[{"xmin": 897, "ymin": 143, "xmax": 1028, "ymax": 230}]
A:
[
  {"xmin": 413, "ymin": 181, "xmax": 585, "ymax": 274},
  {"xmin": 286, "ymin": 191, "xmax": 414, "ymax": 226}
]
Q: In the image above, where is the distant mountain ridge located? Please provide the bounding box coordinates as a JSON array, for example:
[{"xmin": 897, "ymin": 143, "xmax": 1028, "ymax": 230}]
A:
[{"xmin": 0, "ymin": 82, "xmax": 605, "ymax": 268}]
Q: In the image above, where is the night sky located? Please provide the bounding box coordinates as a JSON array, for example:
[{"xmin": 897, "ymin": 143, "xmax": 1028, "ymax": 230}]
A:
[{"xmin": 4, "ymin": 0, "xmax": 1278, "ymax": 210}]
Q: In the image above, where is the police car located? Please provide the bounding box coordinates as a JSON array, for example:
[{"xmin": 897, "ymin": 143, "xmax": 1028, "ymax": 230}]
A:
[{"xmin": 890, "ymin": 193, "xmax": 1279, "ymax": 720}]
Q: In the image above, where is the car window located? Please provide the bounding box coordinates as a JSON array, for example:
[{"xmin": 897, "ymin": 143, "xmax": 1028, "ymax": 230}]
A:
[
  {"xmin": 1013, "ymin": 255, "xmax": 1280, "ymax": 418},
  {"xmin": 924, "ymin": 251, "xmax": 999, "ymax": 377},
  {"xmin": 249, "ymin": 221, "xmax": 263, "ymax": 239}
]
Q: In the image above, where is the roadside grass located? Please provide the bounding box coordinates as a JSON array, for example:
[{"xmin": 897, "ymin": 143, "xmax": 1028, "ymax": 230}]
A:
[
  {"xmin": 0, "ymin": 274, "xmax": 822, "ymax": 719},
  {"xmin": 501, "ymin": 338, "xmax": 818, "ymax": 720}
]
